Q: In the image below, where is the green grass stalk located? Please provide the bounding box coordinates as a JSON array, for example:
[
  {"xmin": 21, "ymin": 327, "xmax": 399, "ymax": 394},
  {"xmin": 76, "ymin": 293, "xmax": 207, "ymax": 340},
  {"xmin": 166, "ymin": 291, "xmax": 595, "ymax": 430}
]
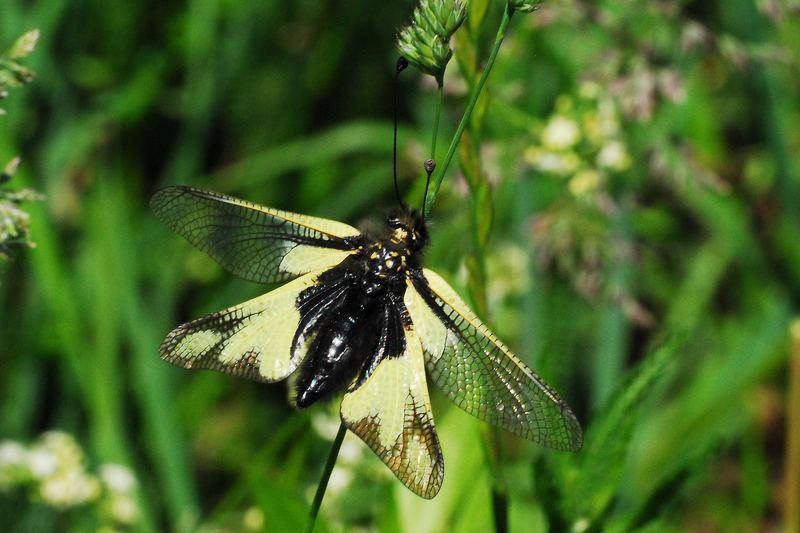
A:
[
  {"xmin": 305, "ymin": 422, "xmax": 347, "ymax": 533},
  {"xmin": 424, "ymin": 5, "xmax": 515, "ymax": 216},
  {"xmin": 430, "ymin": 81, "xmax": 444, "ymax": 160}
]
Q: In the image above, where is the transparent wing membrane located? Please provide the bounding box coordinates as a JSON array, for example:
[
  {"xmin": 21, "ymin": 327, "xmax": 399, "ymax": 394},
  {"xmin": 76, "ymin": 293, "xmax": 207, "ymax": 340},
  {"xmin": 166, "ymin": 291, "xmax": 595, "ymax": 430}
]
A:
[
  {"xmin": 159, "ymin": 270, "xmax": 325, "ymax": 382},
  {"xmin": 150, "ymin": 186, "xmax": 360, "ymax": 284},
  {"xmin": 405, "ymin": 269, "xmax": 583, "ymax": 452}
]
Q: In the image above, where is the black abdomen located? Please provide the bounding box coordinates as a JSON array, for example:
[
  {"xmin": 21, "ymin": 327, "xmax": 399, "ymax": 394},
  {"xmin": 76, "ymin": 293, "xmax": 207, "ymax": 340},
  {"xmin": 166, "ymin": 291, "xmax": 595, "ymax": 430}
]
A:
[
  {"xmin": 294, "ymin": 284, "xmax": 380, "ymax": 407},
  {"xmin": 292, "ymin": 261, "xmax": 407, "ymax": 408}
]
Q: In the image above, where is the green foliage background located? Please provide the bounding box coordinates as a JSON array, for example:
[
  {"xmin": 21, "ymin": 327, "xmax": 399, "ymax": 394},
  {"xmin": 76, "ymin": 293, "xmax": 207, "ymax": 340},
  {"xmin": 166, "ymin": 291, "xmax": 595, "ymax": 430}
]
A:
[{"xmin": 1, "ymin": 1, "xmax": 799, "ymax": 532}]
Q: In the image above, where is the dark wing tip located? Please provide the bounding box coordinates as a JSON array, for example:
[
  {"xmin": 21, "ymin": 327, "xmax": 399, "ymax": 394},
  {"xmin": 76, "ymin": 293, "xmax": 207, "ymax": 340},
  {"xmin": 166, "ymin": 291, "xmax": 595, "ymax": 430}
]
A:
[
  {"xmin": 408, "ymin": 440, "xmax": 445, "ymax": 499},
  {"xmin": 149, "ymin": 186, "xmax": 185, "ymax": 222},
  {"xmin": 417, "ymin": 479, "xmax": 442, "ymax": 500},
  {"xmin": 157, "ymin": 325, "xmax": 187, "ymax": 366},
  {"xmin": 150, "ymin": 185, "xmax": 215, "ymax": 216},
  {"xmin": 392, "ymin": 455, "xmax": 444, "ymax": 500},
  {"xmin": 559, "ymin": 403, "xmax": 584, "ymax": 452}
]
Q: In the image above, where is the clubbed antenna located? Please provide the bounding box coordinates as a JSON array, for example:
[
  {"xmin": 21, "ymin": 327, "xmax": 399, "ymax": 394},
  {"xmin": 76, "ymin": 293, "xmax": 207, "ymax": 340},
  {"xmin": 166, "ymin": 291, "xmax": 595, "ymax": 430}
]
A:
[{"xmin": 422, "ymin": 158, "xmax": 436, "ymax": 222}]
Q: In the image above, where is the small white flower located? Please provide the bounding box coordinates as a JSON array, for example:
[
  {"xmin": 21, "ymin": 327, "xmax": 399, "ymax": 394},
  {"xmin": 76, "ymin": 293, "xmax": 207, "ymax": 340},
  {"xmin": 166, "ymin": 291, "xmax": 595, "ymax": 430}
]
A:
[
  {"xmin": 597, "ymin": 141, "xmax": 631, "ymax": 171},
  {"xmin": 100, "ymin": 464, "xmax": 137, "ymax": 493},
  {"xmin": 0, "ymin": 441, "xmax": 27, "ymax": 467},
  {"xmin": 37, "ymin": 431, "xmax": 83, "ymax": 468},
  {"xmin": 27, "ymin": 449, "xmax": 58, "ymax": 478},
  {"xmin": 40, "ymin": 470, "xmax": 101, "ymax": 507},
  {"xmin": 74, "ymin": 471, "xmax": 102, "ymax": 502},
  {"xmin": 525, "ymin": 148, "xmax": 580, "ymax": 175},
  {"xmin": 39, "ymin": 431, "xmax": 75, "ymax": 449},
  {"xmin": 0, "ymin": 440, "xmax": 29, "ymax": 489},
  {"xmin": 542, "ymin": 116, "xmax": 581, "ymax": 150},
  {"xmin": 39, "ymin": 475, "xmax": 73, "ymax": 506}
]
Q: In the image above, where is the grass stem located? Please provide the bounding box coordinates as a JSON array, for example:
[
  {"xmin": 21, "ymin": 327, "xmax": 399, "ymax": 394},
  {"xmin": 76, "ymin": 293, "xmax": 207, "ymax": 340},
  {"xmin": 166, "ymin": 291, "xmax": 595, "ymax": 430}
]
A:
[
  {"xmin": 424, "ymin": 5, "xmax": 515, "ymax": 216},
  {"xmin": 430, "ymin": 80, "xmax": 444, "ymax": 160},
  {"xmin": 305, "ymin": 422, "xmax": 347, "ymax": 533},
  {"xmin": 480, "ymin": 424, "xmax": 508, "ymax": 533}
]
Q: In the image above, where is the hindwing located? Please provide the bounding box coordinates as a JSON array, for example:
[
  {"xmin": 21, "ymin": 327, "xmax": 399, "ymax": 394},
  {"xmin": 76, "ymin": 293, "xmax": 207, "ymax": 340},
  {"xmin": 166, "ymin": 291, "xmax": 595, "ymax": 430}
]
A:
[
  {"xmin": 340, "ymin": 314, "xmax": 444, "ymax": 499},
  {"xmin": 150, "ymin": 186, "xmax": 361, "ymax": 283},
  {"xmin": 159, "ymin": 270, "xmax": 326, "ymax": 382},
  {"xmin": 404, "ymin": 269, "xmax": 583, "ymax": 452}
]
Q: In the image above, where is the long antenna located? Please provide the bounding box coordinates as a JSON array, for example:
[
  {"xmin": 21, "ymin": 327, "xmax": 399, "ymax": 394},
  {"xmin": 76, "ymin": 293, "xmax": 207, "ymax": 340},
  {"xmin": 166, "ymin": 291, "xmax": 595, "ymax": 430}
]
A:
[
  {"xmin": 394, "ymin": 56, "xmax": 409, "ymax": 208},
  {"xmin": 422, "ymin": 158, "xmax": 435, "ymax": 223}
]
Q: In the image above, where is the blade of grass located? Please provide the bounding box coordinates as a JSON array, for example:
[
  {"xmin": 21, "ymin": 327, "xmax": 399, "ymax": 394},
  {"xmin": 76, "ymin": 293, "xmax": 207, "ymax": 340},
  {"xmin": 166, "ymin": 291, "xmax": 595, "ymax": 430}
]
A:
[
  {"xmin": 592, "ymin": 202, "xmax": 632, "ymax": 410},
  {"xmin": 93, "ymin": 176, "xmax": 199, "ymax": 531},
  {"xmin": 558, "ymin": 334, "xmax": 684, "ymax": 529},
  {"xmin": 305, "ymin": 422, "xmax": 347, "ymax": 533},
  {"xmin": 624, "ymin": 295, "xmax": 790, "ymax": 512}
]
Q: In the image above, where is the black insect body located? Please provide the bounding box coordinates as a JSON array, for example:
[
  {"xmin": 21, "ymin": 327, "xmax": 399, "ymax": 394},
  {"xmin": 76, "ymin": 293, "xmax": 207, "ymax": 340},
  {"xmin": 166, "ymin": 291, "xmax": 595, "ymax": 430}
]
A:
[
  {"xmin": 292, "ymin": 209, "xmax": 427, "ymax": 408},
  {"xmin": 152, "ymin": 186, "xmax": 582, "ymax": 499}
]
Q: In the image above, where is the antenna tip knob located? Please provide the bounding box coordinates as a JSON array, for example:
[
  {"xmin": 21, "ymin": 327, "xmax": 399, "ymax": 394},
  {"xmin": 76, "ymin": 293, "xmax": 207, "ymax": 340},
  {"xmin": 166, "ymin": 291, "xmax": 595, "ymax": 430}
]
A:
[
  {"xmin": 424, "ymin": 159, "xmax": 436, "ymax": 175},
  {"xmin": 396, "ymin": 57, "xmax": 409, "ymax": 73}
]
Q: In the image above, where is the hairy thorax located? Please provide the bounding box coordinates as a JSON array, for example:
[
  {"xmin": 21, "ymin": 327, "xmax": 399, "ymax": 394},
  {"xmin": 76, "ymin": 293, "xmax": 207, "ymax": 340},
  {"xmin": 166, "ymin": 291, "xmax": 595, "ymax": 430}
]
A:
[{"xmin": 358, "ymin": 239, "xmax": 411, "ymax": 295}]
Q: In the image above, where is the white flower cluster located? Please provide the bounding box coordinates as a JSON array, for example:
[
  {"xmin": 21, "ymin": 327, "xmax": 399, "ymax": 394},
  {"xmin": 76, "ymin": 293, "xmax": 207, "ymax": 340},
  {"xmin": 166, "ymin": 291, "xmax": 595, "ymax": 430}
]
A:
[
  {"xmin": 0, "ymin": 431, "xmax": 139, "ymax": 527},
  {"xmin": 524, "ymin": 82, "xmax": 632, "ymax": 197},
  {"xmin": 99, "ymin": 464, "xmax": 139, "ymax": 526}
]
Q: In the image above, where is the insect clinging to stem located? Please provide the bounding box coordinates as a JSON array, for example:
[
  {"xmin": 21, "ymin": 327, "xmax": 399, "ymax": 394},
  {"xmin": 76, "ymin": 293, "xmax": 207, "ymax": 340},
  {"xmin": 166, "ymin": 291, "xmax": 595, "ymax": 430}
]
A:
[{"xmin": 151, "ymin": 59, "xmax": 582, "ymax": 500}]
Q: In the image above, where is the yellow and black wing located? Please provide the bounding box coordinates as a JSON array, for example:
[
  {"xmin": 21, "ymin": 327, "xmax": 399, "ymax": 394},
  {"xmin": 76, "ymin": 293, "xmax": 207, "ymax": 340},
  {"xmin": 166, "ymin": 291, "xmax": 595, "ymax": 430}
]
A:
[
  {"xmin": 404, "ymin": 269, "xmax": 583, "ymax": 452},
  {"xmin": 150, "ymin": 186, "xmax": 361, "ymax": 284},
  {"xmin": 340, "ymin": 319, "xmax": 444, "ymax": 499},
  {"xmin": 159, "ymin": 270, "xmax": 328, "ymax": 382}
]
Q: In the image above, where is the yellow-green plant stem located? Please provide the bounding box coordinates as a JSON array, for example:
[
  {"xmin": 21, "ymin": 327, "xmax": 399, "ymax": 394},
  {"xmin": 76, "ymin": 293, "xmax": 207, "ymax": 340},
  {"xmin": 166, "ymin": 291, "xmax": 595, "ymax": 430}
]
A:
[
  {"xmin": 424, "ymin": 4, "xmax": 516, "ymax": 216},
  {"xmin": 431, "ymin": 81, "xmax": 444, "ymax": 159},
  {"xmin": 443, "ymin": 5, "xmax": 519, "ymax": 532},
  {"xmin": 305, "ymin": 422, "xmax": 347, "ymax": 533}
]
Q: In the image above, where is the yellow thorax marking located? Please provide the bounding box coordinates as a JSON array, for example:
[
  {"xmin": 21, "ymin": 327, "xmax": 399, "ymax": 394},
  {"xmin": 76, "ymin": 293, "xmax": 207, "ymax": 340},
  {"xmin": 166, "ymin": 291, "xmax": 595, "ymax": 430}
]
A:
[{"xmin": 392, "ymin": 228, "xmax": 409, "ymax": 243}]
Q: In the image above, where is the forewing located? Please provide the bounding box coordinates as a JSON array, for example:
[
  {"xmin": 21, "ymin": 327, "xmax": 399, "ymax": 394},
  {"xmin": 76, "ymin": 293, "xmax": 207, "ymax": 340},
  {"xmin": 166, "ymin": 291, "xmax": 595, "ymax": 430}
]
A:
[
  {"xmin": 405, "ymin": 269, "xmax": 583, "ymax": 452},
  {"xmin": 160, "ymin": 270, "xmax": 324, "ymax": 382},
  {"xmin": 150, "ymin": 186, "xmax": 361, "ymax": 284},
  {"xmin": 340, "ymin": 321, "xmax": 444, "ymax": 499}
]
